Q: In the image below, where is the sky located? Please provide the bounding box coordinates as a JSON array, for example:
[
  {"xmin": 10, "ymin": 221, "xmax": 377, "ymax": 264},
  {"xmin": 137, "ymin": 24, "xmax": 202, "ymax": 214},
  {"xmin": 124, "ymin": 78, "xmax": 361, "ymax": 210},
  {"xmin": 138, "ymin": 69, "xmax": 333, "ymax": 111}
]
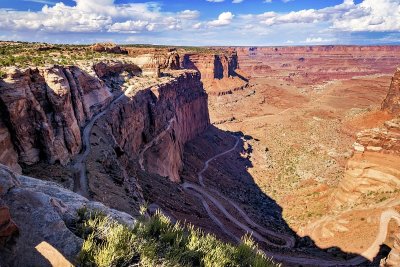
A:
[{"xmin": 0, "ymin": 0, "xmax": 399, "ymax": 46}]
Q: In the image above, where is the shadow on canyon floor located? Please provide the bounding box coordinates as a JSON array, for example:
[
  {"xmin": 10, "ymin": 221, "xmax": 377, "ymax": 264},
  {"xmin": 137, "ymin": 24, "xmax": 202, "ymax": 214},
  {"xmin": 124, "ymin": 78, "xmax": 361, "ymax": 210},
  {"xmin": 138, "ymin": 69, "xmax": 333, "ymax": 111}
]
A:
[{"xmin": 142, "ymin": 125, "xmax": 390, "ymax": 266}]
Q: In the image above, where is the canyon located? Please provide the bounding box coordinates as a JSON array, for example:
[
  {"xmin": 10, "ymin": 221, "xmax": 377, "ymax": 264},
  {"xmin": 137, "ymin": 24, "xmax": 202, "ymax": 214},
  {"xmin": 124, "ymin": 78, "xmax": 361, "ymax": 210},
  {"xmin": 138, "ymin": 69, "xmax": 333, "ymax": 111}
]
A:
[{"xmin": 0, "ymin": 43, "xmax": 399, "ymax": 266}]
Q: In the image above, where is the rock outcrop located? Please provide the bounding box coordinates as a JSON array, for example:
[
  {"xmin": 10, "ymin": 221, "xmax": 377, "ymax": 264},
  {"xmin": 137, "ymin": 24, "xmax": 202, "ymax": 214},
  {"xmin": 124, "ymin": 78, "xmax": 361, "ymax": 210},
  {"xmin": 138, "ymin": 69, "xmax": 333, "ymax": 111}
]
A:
[
  {"xmin": 382, "ymin": 233, "xmax": 400, "ymax": 266},
  {"xmin": 103, "ymin": 70, "xmax": 210, "ymax": 182},
  {"xmin": 182, "ymin": 51, "xmax": 238, "ymax": 80},
  {"xmin": 181, "ymin": 50, "xmax": 248, "ymax": 95},
  {"xmin": 93, "ymin": 61, "xmax": 142, "ymax": 91},
  {"xmin": 0, "ymin": 66, "xmax": 112, "ymax": 169},
  {"xmin": 333, "ymin": 67, "xmax": 400, "ymax": 208},
  {"xmin": 90, "ymin": 43, "xmax": 127, "ymax": 54},
  {"xmin": 333, "ymin": 118, "xmax": 400, "ymax": 207},
  {"xmin": 128, "ymin": 49, "xmax": 180, "ymax": 76},
  {"xmin": 0, "ymin": 163, "xmax": 135, "ymax": 267},
  {"xmin": 382, "ymin": 67, "xmax": 400, "ymax": 115}
]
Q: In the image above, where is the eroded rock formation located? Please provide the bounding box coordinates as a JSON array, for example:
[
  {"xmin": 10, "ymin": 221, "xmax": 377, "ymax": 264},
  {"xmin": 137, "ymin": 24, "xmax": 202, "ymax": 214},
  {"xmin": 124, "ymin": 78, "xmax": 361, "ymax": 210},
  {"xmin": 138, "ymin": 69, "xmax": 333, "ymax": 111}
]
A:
[
  {"xmin": 103, "ymin": 70, "xmax": 210, "ymax": 182},
  {"xmin": 236, "ymin": 46, "xmax": 400, "ymax": 84},
  {"xmin": 382, "ymin": 67, "xmax": 400, "ymax": 115},
  {"xmin": 0, "ymin": 66, "xmax": 112, "ymax": 170},
  {"xmin": 181, "ymin": 50, "xmax": 248, "ymax": 95},
  {"xmin": 333, "ymin": 118, "xmax": 400, "ymax": 207},
  {"xmin": 0, "ymin": 164, "xmax": 134, "ymax": 267},
  {"xmin": 333, "ymin": 68, "xmax": 400, "ymax": 208}
]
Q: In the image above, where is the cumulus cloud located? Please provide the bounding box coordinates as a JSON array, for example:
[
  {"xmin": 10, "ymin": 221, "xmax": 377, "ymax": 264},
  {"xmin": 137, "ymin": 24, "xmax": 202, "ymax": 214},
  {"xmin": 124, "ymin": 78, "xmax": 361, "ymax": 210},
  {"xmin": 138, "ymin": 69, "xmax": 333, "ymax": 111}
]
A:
[
  {"xmin": 240, "ymin": 0, "xmax": 399, "ymax": 32},
  {"xmin": 208, "ymin": 12, "xmax": 234, "ymax": 27},
  {"xmin": 332, "ymin": 0, "xmax": 400, "ymax": 32},
  {"xmin": 0, "ymin": 0, "xmax": 197, "ymax": 34},
  {"xmin": 304, "ymin": 37, "xmax": 336, "ymax": 44},
  {"xmin": 0, "ymin": 0, "xmax": 398, "ymax": 45}
]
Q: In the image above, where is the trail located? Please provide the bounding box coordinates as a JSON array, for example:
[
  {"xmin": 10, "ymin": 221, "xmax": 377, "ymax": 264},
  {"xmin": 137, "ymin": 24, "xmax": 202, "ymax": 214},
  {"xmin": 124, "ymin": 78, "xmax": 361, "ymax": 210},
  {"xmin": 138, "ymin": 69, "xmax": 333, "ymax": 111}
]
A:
[
  {"xmin": 181, "ymin": 134, "xmax": 400, "ymax": 266},
  {"xmin": 183, "ymin": 135, "xmax": 294, "ymax": 248},
  {"xmin": 72, "ymin": 92, "xmax": 129, "ymax": 198},
  {"xmin": 138, "ymin": 118, "xmax": 176, "ymax": 172}
]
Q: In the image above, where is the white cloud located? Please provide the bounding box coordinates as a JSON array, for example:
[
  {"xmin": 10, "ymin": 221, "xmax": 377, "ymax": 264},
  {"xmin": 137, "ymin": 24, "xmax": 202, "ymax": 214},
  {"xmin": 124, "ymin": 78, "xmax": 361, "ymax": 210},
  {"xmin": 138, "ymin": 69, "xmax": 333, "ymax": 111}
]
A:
[
  {"xmin": 0, "ymin": 0, "xmax": 194, "ymax": 34},
  {"xmin": 23, "ymin": 0, "xmax": 56, "ymax": 5},
  {"xmin": 232, "ymin": 0, "xmax": 244, "ymax": 3},
  {"xmin": 206, "ymin": 0, "xmax": 225, "ymax": 2},
  {"xmin": 0, "ymin": 0, "xmax": 398, "ymax": 45},
  {"xmin": 304, "ymin": 37, "xmax": 336, "ymax": 44},
  {"xmin": 177, "ymin": 10, "xmax": 200, "ymax": 20},
  {"xmin": 208, "ymin": 12, "xmax": 234, "ymax": 27},
  {"xmin": 332, "ymin": 0, "xmax": 400, "ymax": 32}
]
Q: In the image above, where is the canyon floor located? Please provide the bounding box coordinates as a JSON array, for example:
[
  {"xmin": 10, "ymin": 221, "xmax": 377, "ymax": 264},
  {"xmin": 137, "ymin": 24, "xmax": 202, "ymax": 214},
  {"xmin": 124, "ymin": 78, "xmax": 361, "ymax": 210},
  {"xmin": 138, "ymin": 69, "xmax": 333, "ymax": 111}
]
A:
[{"xmin": 205, "ymin": 71, "xmax": 399, "ymax": 258}]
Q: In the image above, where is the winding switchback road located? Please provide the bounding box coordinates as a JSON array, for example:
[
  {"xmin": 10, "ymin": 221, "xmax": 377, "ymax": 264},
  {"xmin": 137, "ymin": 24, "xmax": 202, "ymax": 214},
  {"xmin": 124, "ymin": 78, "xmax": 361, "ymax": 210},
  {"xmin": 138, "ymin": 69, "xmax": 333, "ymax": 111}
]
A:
[
  {"xmin": 72, "ymin": 92, "xmax": 129, "ymax": 198},
  {"xmin": 182, "ymin": 134, "xmax": 400, "ymax": 266},
  {"xmin": 138, "ymin": 117, "xmax": 176, "ymax": 172}
]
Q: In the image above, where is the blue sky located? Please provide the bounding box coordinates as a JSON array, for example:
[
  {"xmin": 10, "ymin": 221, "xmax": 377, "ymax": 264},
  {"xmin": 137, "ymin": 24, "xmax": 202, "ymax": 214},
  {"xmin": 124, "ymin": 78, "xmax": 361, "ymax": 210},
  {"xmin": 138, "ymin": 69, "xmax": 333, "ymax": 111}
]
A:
[{"xmin": 0, "ymin": 0, "xmax": 398, "ymax": 45}]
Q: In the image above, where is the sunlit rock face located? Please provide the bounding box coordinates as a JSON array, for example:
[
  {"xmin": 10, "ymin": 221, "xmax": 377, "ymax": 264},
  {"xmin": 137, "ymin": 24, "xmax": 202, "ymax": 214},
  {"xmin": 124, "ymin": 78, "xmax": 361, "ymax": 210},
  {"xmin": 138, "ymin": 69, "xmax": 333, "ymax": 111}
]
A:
[
  {"xmin": 333, "ymin": 68, "xmax": 400, "ymax": 208},
  {"xmin": 382, "ymin": 67, "xmax": 400, "ymax": 115},
  {"xmin": 0, "ymin": 66, "xmax": 112, "ymax": 170},
  {"xmin": 104, "ymin": 70, "xmax": 210, "ymax": 182}
]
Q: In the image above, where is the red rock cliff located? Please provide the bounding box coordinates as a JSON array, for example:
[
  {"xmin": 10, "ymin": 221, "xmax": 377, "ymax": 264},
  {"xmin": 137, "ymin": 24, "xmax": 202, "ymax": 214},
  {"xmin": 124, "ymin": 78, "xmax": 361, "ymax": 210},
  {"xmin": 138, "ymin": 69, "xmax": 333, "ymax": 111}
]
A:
[
  {"xmin": 0, "ymin": 66, "xmax": 113, "ymax": 170},
  {"xmin": 103, "ymin": 70, "xmax": 210, "ymax": 182},
  {"xmin": 382, "ymin": 67, "xmax": 400, "ymax": 115}
]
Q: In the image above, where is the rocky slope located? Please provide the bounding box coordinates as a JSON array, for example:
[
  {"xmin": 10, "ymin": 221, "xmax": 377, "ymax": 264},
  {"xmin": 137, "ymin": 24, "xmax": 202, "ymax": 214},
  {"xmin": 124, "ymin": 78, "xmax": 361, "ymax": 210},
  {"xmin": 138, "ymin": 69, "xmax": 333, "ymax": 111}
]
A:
[
  {"xmin": 0, "ymin": 163, "xmax": 134, "ymax": 267},
  {"xmin": 382, "ymin": 67, "xmax": 400, "ymax": 115},
  {"xmin": 0, "ymin": 66, "xmax": 115, "ymax": 171},
  {"xmin": 333, "ymin": 118, "xmax": 400, "ymax": 208}
]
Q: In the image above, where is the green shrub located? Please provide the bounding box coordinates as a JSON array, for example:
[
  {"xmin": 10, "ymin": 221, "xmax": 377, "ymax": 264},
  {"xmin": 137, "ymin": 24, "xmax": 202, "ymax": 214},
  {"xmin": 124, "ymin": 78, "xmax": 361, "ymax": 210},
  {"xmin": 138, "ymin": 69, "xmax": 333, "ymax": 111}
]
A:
[{"xmin": 77, "ymin": 209, "xmax": 278, "ymax": 267}]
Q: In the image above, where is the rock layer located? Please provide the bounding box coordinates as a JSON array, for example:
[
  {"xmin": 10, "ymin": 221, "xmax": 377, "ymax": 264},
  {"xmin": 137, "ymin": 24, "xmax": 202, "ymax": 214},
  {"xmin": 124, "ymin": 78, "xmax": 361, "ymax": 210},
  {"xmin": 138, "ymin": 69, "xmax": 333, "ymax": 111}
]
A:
[
  {"xmin": 382, "ymin": 68, "xmax": 400, "ymax": 115},
  {"xmin": 0, "ymin": 66, "xmax": 112, "ymax": 170},
  {"xmin": 104, "ymin": 70, "xmax": 210, "ymax": 182},
  {"xmin": 0, "ymin": 164, "xmax": 135, "ymax": 267},
  {"xmin": 236, "ymin": 46, "xmax": 400, "ymax": 84},
  {"xmin": 333, "ymin": 118, "xmax": 400, "ymax": 207}
]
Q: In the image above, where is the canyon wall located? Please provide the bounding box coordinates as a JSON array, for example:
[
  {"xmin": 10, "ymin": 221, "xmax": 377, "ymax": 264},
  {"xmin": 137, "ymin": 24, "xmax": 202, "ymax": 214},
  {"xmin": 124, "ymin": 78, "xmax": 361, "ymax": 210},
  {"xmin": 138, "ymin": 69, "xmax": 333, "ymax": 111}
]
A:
[
  {"xmin": 236, "ymin": 46, "xmax": 400, "ymax": 83},
  {"xmin": 181, "ymin": 50, "xmax": 248, "ymax": 95},
  {"xmin": 333, "ymin": 118, "xmax": 400, "ymax": 207},
  {"xmin": 182, "ymin": 50, "xmax": 238, "ymax": 80},
  {"xmin": 382, "ymin": 67, "xmax": 400, "ymax": 114},
  {"xmin": 0, "ymin": 66, "xmax": 113, "ymax": 171},
  {"xmin": 333, "ymin": 67, "xmax": 400, "ymax": 208},
  {"xmin": 103, "ymin": 70, "xmax": 210, "ymax": 182}
]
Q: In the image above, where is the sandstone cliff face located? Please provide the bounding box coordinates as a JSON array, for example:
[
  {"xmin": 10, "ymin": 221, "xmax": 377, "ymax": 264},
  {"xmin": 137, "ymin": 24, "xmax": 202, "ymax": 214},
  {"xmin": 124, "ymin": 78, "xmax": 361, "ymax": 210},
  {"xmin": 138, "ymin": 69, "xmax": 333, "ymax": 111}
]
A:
[
  {"xmin": 129, "ymin": 50, "xmax": 180, "ymax": 77},
  {"xmin": 333, "ymin": 118, "xmax": 400, "ymax": 207},
  {"xmin": 0, "ymin": 66, "xmax": 112, "ymax": 170},
  {"xmin": 182, "ymin": 51, "xmax": 238, "ymax": 80},
  {"xmin": 181, "ymin": 50, "xmax": 248, "ymax": 95},
  {"xmin": 103, "ymin": 71, "xmax": 210, "ymax": 182},
  {"xmin": 0, "ymin": 164, "xmax": 135, "ymax": 267},
  {"xmin": 382, "ymin": 68, "xmax": 400, "ymax": 114}
]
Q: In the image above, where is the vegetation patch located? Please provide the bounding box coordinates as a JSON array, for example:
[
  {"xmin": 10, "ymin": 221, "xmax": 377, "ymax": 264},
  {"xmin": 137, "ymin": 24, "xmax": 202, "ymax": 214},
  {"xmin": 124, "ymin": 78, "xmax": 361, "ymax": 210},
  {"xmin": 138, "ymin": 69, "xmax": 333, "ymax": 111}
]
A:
[{"xmin": 77, "ymin": 208, "xmax": 278, "ymax": 267}]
